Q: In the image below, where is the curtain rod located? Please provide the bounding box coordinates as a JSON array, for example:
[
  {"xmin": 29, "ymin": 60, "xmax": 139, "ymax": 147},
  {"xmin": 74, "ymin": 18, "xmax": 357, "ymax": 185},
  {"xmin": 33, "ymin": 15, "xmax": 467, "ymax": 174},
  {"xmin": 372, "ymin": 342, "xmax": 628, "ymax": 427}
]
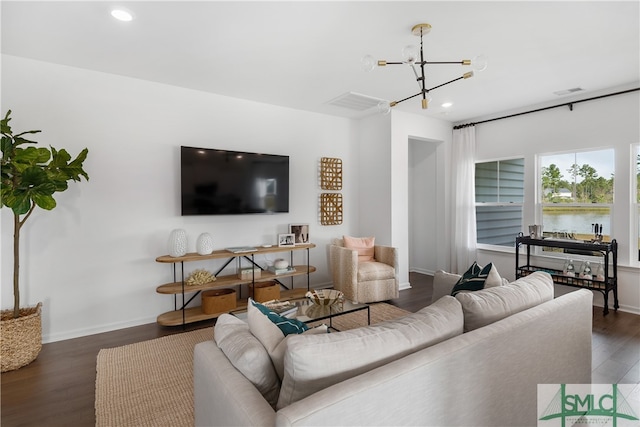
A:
[{"xmin": 453, "ymin": 87, "xmax": 640, "ymax": 130}]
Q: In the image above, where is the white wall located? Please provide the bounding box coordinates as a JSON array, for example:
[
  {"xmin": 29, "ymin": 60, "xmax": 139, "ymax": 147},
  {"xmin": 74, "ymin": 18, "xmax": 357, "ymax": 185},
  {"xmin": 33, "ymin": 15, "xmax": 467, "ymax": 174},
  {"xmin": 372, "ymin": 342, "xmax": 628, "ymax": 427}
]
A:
[
  {"xmin": 0, "ymin": 55, "xmax": 362, "ymax": 342},
  {"xmin": 355, "ymin": 114, "xmax": 392, "ymax": 243},
  {"xmin": 472, "ymin": 85, "xmax": 640, "ymax": 313},
  {"xmin": 409, "ymin": 138, "xmax": 439, "ymax": 275}
]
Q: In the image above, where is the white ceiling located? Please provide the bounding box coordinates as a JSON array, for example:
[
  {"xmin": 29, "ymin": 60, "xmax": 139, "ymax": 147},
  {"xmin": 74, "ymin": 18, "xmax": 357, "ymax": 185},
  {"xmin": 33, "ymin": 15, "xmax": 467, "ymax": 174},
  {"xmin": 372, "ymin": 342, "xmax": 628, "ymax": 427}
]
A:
[{"xmin": 2, "ymin": 1, "xmax": 639, "ymax": 123}]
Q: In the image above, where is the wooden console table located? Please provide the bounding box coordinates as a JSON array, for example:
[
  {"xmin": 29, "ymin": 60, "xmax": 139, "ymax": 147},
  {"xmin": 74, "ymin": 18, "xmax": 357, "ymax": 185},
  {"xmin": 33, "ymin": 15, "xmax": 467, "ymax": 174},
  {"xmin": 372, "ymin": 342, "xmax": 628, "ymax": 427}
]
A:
[
  {"xmin": 155, "ymin": 243, "xmax": 316, "ymax": 326},
  {"xmin": 515, "ymin": 234, "xmax": 618, "ymax": 315}
]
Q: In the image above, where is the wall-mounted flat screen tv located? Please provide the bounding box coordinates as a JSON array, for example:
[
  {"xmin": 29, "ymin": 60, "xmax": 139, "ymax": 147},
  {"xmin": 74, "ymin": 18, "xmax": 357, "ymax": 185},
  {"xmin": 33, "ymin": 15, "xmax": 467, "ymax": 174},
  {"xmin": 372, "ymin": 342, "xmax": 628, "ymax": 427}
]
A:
[{"xmin": 181, "ymin": 146, "xmax": 289, "ymax": 215}]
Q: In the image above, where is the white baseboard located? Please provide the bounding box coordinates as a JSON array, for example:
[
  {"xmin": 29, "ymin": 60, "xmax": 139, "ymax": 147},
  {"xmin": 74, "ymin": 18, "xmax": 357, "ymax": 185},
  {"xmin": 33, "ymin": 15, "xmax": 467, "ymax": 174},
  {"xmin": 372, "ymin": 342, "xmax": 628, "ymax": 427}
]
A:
[
  {"xmin": 43, "ymin": 315, "xmax": 157, "ymax": 344},
  {"xmin": 593, "ymin": 303, "xmax": 640, "ymax": 316},
  {"xmin": 409, "ymin": 268, "xmax": 435, "ymax": 276},
  {"xmin": 399, "ymin": 282, "xmax": 412, "ymax": 291}
]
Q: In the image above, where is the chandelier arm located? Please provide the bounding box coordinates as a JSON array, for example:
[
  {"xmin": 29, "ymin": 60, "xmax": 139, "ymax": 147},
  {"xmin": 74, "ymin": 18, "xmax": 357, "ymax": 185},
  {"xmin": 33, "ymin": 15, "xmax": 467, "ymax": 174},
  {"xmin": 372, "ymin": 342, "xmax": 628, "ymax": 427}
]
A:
[
  {"xmin": 393, "ymin": 91, "xmax": 424, "ymax": 105},
  {"xmin": 410, "ymin": 65, "xmax": 423, "ymax": 91},
  {"xmin": 424, "ymin": 61, "xmax": 468, "ymax": 65},
  {"xmin": 384, "ymin": 60, "xmax": 468, "ymax": 66},
  {"xmin": 426, "ymin": 75, "xmax": 465, "ymax": 92},
  {"xmin": 419, "ymin": 31, "xmax": 426, "ymax": 100}
]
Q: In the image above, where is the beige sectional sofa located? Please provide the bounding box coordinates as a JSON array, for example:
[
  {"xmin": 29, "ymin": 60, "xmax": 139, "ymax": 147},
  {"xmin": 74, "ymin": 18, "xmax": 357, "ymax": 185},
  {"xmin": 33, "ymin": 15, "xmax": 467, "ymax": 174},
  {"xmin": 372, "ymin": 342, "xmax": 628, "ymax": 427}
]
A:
[{"xmin": 194, "ymin": 271, "xmax": 593, "ymax": 426}]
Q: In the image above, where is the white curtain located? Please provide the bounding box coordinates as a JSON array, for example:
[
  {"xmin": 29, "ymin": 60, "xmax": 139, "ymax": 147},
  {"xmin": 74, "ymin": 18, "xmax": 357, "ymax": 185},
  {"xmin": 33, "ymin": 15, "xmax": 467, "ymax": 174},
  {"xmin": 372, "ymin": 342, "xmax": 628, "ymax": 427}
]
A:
[{"xmin": 450, "ymin": 126, "xmax": 477, "ymax": 274}]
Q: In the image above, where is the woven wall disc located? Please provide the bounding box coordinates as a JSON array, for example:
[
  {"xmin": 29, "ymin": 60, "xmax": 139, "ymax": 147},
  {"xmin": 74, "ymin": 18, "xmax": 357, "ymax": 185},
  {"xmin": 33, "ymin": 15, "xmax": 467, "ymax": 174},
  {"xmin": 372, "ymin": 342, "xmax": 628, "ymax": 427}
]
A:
[
  {"xmin": 320, "ymin": 193, "xmax": 343, "ymax": 225},
  {"xmin": 320, "ymin": 157, "xmax": 342, "ymax": 190}
]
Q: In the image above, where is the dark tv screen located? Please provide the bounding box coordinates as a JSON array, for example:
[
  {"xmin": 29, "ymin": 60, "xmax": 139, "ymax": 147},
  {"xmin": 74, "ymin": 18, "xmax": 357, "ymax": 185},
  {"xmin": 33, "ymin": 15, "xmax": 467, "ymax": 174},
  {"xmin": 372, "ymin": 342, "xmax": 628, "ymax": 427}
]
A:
[{"xmin": 181, "ymin": 146, "xmax": 289, "ymax": 215}]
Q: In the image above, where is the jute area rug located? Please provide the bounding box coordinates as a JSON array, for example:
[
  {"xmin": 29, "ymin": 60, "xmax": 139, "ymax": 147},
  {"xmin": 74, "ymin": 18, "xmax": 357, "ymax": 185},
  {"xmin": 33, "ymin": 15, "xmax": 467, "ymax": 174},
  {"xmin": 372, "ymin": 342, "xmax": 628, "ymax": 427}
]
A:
[{"xmin": 95, "ymin": 302, "xmax": 410, "ymax": 427}]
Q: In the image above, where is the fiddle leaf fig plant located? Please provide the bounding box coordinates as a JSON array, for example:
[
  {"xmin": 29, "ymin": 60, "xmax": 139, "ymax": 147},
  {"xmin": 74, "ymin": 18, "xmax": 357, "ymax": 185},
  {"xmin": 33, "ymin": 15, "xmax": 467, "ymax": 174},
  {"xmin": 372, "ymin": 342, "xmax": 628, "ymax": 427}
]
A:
[{"xmin": 1, "ymin": 110, "xmax": 89, "ymax": 318}]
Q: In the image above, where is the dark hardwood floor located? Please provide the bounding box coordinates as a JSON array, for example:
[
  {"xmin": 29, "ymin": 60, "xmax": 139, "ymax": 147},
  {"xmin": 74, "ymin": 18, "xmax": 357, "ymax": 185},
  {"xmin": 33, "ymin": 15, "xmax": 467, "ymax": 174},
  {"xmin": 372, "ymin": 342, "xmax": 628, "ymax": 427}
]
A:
[{"xmin": 2, "ymin": 272, "xmax": 639, "ymax": 426}]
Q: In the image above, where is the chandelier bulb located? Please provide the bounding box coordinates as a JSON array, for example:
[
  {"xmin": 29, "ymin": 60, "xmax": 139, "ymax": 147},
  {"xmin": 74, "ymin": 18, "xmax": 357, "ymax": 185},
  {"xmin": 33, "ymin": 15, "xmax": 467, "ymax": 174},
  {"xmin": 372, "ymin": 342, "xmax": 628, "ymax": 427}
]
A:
[
  {"xmin": 471, "ymin": 54, "xmax": 488, "ymax": 72},
  {"xmin": 377, "ymin": 101, "xmax": 392, "ymax": 115},
  {"xmin": 361, "ymin": 55, "xmax": 376, "ymax": 72},
  {"xmin": 402, "ymin": 45, "xmax": 419, "ymax": 65}
]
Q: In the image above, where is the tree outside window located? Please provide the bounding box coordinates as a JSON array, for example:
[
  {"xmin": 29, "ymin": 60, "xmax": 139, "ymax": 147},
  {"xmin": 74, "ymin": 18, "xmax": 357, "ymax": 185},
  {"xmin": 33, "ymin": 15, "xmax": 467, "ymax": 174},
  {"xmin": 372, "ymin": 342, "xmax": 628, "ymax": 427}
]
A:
[{"xmin": 539, "ymin": 149, "xmax": 614, "ymax": 242}]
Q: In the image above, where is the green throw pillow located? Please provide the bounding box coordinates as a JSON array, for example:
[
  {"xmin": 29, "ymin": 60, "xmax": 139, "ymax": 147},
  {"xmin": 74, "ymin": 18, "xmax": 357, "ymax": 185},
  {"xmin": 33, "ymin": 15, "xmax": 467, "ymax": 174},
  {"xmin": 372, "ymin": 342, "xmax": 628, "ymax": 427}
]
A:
[
  {"xmin": 250, "ymin": 299, "xmax": 309, "ymax": 336},
  {"xmin": 451, "ymin": 262, "xmax": 494, "ymax": 296}
]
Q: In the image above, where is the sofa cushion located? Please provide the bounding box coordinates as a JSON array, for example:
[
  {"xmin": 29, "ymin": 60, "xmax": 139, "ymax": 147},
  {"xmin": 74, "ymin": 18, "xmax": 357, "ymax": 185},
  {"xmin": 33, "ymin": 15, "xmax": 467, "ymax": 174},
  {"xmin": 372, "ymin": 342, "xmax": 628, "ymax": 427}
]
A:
[
  {"xmin": 455, "ymin": 271, "xmax": 554, "ymax": 332},
  {"xmin": 247, "ymin": 298, "xmax": 327, "ymax": 380},
  {"xmin": 214, "ymin": 314, "xmax": 280, "ymax": 408},
  {"xmin": 343, "ymin": 235, "xmax": 375, "ymax": 262},
  {"xmin": 269, "ymin": 325, "xmax": 328, "ymax": 380},
  {"xmin": 357, "ymin": 261, "xmax": 395, "ymax": 281},
  {"xmin": 276, "ymin": 295, "xmax": 464, "ymax": 409}
]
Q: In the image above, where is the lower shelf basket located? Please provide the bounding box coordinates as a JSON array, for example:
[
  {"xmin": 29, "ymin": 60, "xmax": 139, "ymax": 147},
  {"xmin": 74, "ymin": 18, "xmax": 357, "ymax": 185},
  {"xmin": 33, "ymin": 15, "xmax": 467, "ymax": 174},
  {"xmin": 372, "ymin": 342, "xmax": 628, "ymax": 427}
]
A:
[{"xmin": 201, "ymin": 289, "xmax": 236, "ymax": 314}]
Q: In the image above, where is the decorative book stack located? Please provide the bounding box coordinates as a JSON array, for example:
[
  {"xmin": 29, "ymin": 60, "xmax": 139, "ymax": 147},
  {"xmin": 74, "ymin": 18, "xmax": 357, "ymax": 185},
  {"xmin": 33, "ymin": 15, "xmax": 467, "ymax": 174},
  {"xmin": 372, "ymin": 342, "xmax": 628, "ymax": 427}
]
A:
[
  {"xmin": 262, "ymin": 300, "xmax": 298, "ymax": 318},
  {"xmin": 268, "ymin": 266, "xmax": 296, "ymax": 275}
]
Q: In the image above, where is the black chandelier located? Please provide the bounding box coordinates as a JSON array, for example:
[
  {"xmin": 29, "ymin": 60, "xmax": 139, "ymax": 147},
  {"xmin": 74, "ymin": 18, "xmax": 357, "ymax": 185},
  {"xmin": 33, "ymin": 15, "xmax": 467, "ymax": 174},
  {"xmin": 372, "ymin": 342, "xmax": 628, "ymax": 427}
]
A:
[{"xmin": 362, "ymin": 23, "xmax": 487, "ymax": 113}]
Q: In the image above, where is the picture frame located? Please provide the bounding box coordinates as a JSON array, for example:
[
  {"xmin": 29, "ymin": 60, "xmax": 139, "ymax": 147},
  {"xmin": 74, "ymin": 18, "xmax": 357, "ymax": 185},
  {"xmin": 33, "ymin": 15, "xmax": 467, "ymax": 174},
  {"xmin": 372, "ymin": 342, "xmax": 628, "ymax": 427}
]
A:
[
  {"xmin": 288, "ymin": 224, "xmax": 310, "ymax": 244},
  {"xmin": 278, "ymin": 233, "xmax": 295, "ymax": 247}
]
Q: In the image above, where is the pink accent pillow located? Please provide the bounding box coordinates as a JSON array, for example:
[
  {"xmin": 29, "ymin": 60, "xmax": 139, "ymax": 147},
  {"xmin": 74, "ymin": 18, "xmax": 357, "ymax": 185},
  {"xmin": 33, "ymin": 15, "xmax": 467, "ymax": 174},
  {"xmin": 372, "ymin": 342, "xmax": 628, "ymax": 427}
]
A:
[{"xmin": 343, "ymin": 236, "xmax": 375, "ymax": 262}]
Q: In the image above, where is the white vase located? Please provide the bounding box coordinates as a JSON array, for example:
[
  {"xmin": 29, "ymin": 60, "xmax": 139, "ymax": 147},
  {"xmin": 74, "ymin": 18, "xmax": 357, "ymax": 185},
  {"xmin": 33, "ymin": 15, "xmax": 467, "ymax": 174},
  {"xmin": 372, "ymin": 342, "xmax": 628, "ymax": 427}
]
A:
[
  {"xmin": 196, "ymin": 233, "xmax": 214, "ymax": 255},
  {"xmin": 168, "ymin": 229, "xmax": 188, "ymax": 257}
]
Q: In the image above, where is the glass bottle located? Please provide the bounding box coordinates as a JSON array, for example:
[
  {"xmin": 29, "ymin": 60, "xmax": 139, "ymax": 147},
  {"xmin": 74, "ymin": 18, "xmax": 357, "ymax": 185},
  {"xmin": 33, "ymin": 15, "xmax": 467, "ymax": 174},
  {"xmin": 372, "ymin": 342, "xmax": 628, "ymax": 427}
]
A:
[
  {"xmin": 595, "ymin": 262, "xmax": 606, "ymax": 281},
  {"xmin": 581, "ymin": 261, "xmax": 592, "ymax": 279},
  {"xmin": 564, "ymin": 259, "xmax": 575, "ymax": 277}
]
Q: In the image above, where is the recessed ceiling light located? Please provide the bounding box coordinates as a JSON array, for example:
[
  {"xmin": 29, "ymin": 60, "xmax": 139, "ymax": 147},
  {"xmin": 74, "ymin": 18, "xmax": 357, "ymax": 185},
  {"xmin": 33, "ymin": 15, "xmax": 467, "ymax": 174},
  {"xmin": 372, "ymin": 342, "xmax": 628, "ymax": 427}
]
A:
[
  {"xmin": 441, "ymin": 102, "xmax": 453, "ymax": 108},
  {"xmin": 111, "ymin": 9, "xmax": 133, "ymax": 22}
]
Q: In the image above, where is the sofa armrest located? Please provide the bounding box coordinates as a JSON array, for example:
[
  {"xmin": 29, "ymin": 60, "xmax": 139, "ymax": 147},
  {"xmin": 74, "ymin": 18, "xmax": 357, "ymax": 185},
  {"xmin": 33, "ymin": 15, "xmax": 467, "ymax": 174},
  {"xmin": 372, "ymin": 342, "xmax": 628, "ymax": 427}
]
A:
[
  {"xmin": 373, "ymin": 245, "xmax": 397, "ymax": 270},
  {"xmin": 194, "ymin": 340, "xmax": 276, "ymax": 427},
  {"xmin": 329, "ymin": 244, "xmax": 358, "ymax": 294}
]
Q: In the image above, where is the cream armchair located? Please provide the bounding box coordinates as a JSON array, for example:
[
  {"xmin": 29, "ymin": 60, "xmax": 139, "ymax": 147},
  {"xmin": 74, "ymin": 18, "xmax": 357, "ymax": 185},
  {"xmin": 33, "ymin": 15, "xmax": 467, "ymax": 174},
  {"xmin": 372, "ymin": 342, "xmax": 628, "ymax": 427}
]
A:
[{"xmin": 328, "ymin": 239, "xmax": 399, "ymax": 303}]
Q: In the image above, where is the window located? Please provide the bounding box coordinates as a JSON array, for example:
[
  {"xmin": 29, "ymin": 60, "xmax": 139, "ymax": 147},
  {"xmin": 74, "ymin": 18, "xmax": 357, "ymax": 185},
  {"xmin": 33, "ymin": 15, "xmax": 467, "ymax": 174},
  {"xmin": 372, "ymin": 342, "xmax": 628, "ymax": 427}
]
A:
[
  {"xmin": 539, "ymin": 148, "xmax": 614, "ymax": 242},
  {"xmin": 475, "ymin": 158, "xmax": 524, "ymax": 247}
]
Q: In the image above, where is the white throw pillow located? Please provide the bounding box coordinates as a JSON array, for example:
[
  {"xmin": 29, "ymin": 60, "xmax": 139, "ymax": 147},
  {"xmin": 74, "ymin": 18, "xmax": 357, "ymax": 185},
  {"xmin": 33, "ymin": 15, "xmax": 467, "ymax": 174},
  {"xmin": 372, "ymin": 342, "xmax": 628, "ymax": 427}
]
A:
[
  {"xmin": 455, "ymin": 271, "xmax": 554, "ymax": 332},
  {"xmin": 214, "ymin": 314, "xmax": 280, "ymax": 408},
  {"xmin": 276, "ymin": 296, "xmax": 464, "ymax": 409},
  {"xmin": 247, "ymin": 298, "xmax": 286, "ymax": 352},
  {"xmin": 484, "ymin": 263, "xmax": 503, "ymax": 288}
]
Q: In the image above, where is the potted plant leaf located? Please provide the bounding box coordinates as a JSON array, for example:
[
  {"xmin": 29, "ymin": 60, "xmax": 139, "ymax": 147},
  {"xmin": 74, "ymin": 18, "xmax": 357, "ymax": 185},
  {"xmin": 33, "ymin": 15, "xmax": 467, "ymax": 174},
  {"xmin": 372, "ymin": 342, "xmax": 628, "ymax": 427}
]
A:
[{"xmin": 0, "ymin": 110, "xmax": 89, "ymax": 372}]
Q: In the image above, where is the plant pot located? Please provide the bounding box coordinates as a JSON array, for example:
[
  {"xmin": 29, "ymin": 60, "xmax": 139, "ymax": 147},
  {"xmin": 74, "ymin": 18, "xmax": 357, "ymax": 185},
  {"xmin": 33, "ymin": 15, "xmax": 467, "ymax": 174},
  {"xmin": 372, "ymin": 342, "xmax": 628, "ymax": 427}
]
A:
[{"xmin": 1, "ymin": 303, "xmax": 42, "ymax": 372}]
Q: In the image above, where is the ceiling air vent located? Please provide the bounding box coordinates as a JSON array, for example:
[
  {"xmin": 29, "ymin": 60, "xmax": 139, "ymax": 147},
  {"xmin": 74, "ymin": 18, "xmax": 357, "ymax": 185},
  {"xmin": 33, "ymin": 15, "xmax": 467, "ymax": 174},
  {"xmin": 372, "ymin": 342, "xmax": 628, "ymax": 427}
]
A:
[
  {"xmin": 327, "ymin": 92, "xmax": 383, "ymax": 111},
  {"xmin": 553, "ymin": 87, "xmax": 584, "ymax": 96}
]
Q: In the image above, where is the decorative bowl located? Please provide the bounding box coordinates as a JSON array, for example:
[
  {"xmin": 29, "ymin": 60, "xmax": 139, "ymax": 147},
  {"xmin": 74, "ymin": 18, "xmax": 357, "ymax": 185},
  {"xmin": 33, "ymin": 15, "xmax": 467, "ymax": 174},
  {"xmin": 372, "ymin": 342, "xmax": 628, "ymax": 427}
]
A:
[
  {"xmin": 273, "ymin": 259, "xmax": 289, "ymax": 269},
  {"xmin": 306, "ymin": 289, "xmax": 344, "ymax": 306}
]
